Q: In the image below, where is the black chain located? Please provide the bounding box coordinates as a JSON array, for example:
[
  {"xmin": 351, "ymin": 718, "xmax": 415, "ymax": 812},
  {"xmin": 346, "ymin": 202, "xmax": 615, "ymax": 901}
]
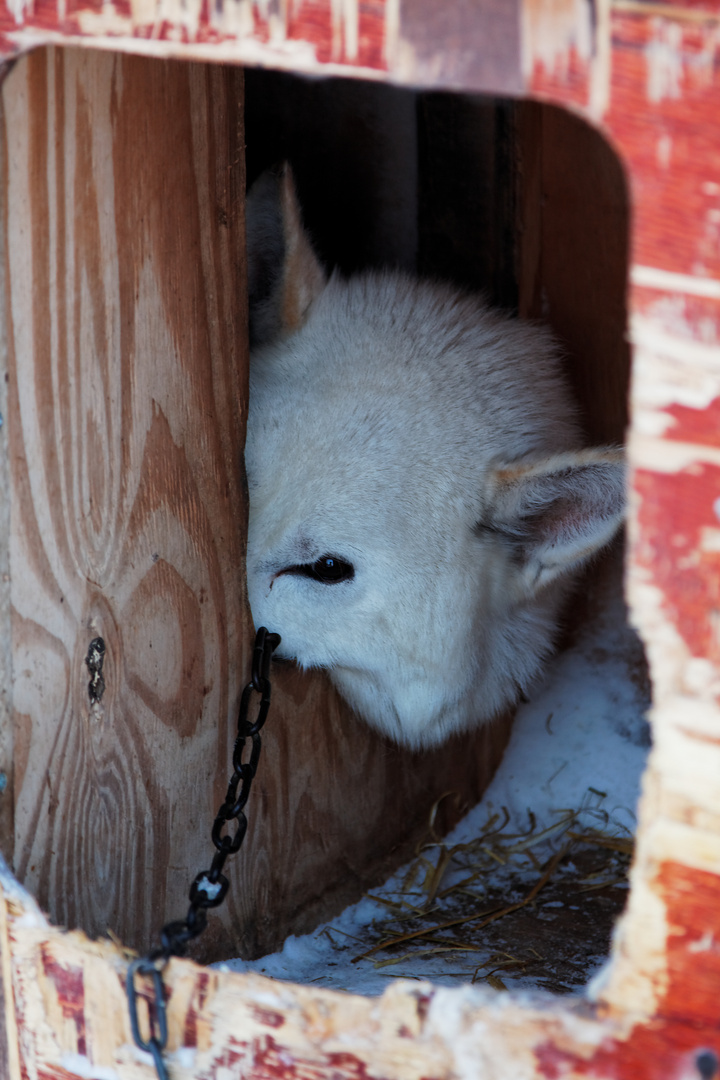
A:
[{"xmin": 126, "ymin": 626, "xmax": 281, "ymax": 1079}]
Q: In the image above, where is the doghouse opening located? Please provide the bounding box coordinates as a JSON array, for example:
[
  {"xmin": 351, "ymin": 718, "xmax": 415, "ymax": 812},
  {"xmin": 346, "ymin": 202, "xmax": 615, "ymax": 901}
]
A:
[
  {"xmin": 1, "ymin": 48, "xmax": 649, "ymax": 997},
  {"xmin": 225, "ymin": 70, "xmax": 650, "ymax": 994}
]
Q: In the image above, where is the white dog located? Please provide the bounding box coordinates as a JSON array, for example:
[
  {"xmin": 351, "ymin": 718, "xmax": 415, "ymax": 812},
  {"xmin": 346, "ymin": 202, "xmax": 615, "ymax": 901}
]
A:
[{"xmin": 244, "ymin": 167, "xmax": 625, "ymax": 748}]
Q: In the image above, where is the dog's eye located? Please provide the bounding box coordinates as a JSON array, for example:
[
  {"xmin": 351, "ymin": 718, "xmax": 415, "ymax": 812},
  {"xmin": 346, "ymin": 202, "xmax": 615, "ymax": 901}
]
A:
[
  {"xmin": 282, "ymin": 555, "xmax": 355, "ymax": 584},
  {"xmin": 307, "ymin": 555, "xmax": 354, "ymax": 583}
]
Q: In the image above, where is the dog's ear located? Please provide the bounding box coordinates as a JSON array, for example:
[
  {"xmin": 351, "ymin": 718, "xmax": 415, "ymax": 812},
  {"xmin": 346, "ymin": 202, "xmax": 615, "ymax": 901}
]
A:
[
  {"xmin": 246, "ymin": 164, "xmax": 327, "ymax": 347},
  {"xmin": 481, "ymin": 448, "xmax": 626, "ymax": 594}
]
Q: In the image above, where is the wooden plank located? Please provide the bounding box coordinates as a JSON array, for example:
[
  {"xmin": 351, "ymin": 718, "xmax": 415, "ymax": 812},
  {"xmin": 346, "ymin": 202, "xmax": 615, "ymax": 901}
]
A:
[
  {"xmin": 522, "ymin": 0, "xmax": 720, "ymax": 1026},
  {"xmin": 3, "ymin": 46, "xmax": 250, "ymax": 956},
  {"xmin": 3, "ymin": 852, "xmax": 720, "ymax": 1080},
  {"xmin": 0, "ymin": 859, "xmax": 604, "ymax": 1080}
]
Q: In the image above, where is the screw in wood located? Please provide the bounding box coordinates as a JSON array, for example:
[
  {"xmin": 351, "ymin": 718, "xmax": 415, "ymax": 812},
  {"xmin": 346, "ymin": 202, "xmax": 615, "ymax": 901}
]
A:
[{"xmin": 85, "ymin": 637, "xmax": 107, "ymax": 704}]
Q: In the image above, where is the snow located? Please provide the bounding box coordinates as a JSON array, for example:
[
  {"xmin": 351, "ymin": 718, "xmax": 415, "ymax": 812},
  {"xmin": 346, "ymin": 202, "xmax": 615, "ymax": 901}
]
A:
[{"xmin": 216, "ymin": 555, "xmax": 650, "ymax": 996}]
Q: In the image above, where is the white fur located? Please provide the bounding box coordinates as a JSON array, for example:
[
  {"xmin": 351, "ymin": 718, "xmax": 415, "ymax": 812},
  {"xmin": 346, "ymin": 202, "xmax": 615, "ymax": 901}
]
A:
[{"xmin": 245, "ymin": 171, "xmax": 625, "ymax": 748}]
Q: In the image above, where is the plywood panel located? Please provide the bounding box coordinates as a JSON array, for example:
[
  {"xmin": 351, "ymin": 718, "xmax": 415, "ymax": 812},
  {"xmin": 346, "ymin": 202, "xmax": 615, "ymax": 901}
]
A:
[
  {"xmin": 3, "ymin": 47, "xmax": 249, "ymax": 953},
  {"xmin": 4, "ymin": 853, "xmax": 719, "ymax": 1080},
  {"xmin": 2, "ymin": 47, "xmax": 511, "ymax": 961}
]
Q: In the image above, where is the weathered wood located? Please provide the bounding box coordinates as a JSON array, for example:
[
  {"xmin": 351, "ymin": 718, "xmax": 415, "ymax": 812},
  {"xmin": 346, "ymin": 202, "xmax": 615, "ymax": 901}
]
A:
[
  {"xmin": 525, "ymin": 1, "xmax": 720, "ymax": 1026},
  {"xmin": 2, "ymin": 854, "xmax": 720, "ymax": 1080},
  {"xmin": 0, "ymin": 862, "xmax": 643, "ymax": 1079}
]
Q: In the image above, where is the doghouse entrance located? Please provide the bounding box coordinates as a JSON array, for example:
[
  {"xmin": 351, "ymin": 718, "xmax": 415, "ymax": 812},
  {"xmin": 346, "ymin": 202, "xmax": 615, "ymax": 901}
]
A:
[
  {"xmin": 219, "ymin": 69, "xmax": 648, "ymax": 994},
  {"xmin": 1, "ymin": 49, "xmax": 648, "ymax": 994}
]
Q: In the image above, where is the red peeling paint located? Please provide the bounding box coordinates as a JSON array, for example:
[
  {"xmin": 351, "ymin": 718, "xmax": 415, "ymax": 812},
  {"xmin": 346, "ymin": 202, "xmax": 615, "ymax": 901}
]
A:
[
  {"xmin": 607, "ymin": 12, "xmax": 720, "ymax": 283},
  {"xmin": 631, "ymin": 288, "xmax": 720, "ymax": 344},
  {"xmin": 245, "ymin": 1033, "xmax": 416, "ymax": 1080},
  {"xmin": 207, "ymin": 1035, "xmax": 248, "ymax": 1076},
  {"xmin": 38, "ymin": 1069, "xmax": 91, "ymax": 1080},
  {"xmin": 285, "ymin": 0, "xmax": 387, "ymax": 68},
  {"xmin": 663, "ymin": 396, "xmax": 720, "ymax": 448},
  {"xmin": 659, "ymin": 861, "xmax": 720, "ymax": 1028},
  {"xmin": 0, "ymin": 0, "xmax": 389, "ymax": 70},
  {"xmin": 40, "ymin": 943, "xmax": 86, "ymax": 1057},
  {"xmin": 528, "ymin": 46, "xmax": 591, "ymax": 112},
  {"xmin": 249, "ymin": 1004, "xmax": 286, "ymax": 1029},
  {"xmin": 183, "ymin": 1004, "xmax": 199, "ymax": 1049},
  {"xmin": 535, "ymin": 860, "xmax": 720, "ymax": 1078},
  {"xmin": 634, "ymin": 464, "xmax": 720, "ymax": 666},
  {"xmin": 530, "ymin": 8, "xmax": 720, "ymax": 289},
  {"xmin": 183, "ymin": 971, "xmax": 211, "ymax": 1047},
  {"xmin": 535, "ymin": 1024, "xmax": 719, "ymax": 1080},
  {"xmin": 414, "ymin": 990, "xmax": 433, "ymax": 1023}
]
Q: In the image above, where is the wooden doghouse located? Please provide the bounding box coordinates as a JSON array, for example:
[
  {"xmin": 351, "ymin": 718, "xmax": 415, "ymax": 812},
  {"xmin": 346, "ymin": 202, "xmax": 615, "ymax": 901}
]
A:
[{"xmin": 0, "ymin": 1, "xmax": 717, "ymax": 1077}]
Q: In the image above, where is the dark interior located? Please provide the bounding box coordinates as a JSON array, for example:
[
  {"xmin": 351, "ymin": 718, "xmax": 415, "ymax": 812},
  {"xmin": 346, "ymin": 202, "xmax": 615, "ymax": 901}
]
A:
[
  {"xmin": 244, "ymin": 68, "xmax": 630, "ymax": 447},
  {"xmin": 241, "ymin": 69, "xmax": 646, "ymax": 992}
]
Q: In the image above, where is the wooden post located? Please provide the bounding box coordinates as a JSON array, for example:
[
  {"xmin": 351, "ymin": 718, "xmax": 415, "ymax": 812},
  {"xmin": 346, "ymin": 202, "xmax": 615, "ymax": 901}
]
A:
[{"xmin": 3, "ymin": 47, "xmax": 249, "ymax": 953}]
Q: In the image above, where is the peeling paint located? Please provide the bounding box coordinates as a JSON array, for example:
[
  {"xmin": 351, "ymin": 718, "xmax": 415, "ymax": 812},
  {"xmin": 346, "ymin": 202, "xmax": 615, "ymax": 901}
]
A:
[
  {"xmin": 599, "ymin": 835, "xmax": 670, "ymax": 1020},
  {"xmin": 631, "ymin": 266, "xmax": 720, "ymax": 301},
  {"xmin": 5, "ymin": 0, "xmax": 32, "ymax": 25},
  {"xmin": 631, "ymin": 434, "xmax": 720, "ymax": 473},
  {"xmin": 59, "ymin": 1053, "xmax": 120, "ymax": 1079},
  {"xmin": 655, "ymin": 133, "xmax": 672, "ymax": 169},
  {"xmin": 79, "ymin": 0, "xmax": 363, "ymax": 61},
  {"xmin": 589, "ymin": 0, "xmax": 611, "ymax": 119},
  {"xmin": 644, "ymin": 16, "xmax": 720, "ymax": 103},
  {"xmin": 693, "ymin": 23, "xmax": 720, "ymax": 92},
  {"xmin": 521, "ymin": 0, "xmax": 593, "ymax": 81},
  {"xmin": 638, "ymin": 294, "xmax": 719, "ymax": 350},
  {"xmin": 688, "ymin": 931, "xmax": 714, "ymax": 953},
  {"xmin": 700, "ymin": 525, "xmax": 720, "ymax": 552},
  {"xmin": 383, "ymin": 0, "xmax": 398, "ymax": 65},
  {"xmin": 629, "ymin": 314, "xmax": 720, "ymax": 438},
  {"xmin": 330, "ymin": 0, "xmax": 358, "ymax": 61}
]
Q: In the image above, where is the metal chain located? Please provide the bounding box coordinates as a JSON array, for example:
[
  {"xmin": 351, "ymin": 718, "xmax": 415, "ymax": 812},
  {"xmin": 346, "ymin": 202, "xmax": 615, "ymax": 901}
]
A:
[{"xmin": 126, "ymin": 626, "xmax": 281, "ymax": 1080}]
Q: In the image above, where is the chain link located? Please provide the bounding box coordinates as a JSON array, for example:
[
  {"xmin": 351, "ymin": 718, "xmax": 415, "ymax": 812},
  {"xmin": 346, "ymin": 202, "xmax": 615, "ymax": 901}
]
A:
[{"xmin": 126, "ymin": 626, "xmax": 281, "ymax": 1079}]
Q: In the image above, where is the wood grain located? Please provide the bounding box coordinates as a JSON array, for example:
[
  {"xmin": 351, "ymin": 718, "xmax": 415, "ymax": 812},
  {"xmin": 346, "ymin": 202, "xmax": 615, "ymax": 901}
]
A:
[
  {"xmin": 2, "ymin": 46, "xmax": 512, "ymax": 961},
  {"xmin": 3, "ymin": 47, "xmax": 248, "ymax": 953}
]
